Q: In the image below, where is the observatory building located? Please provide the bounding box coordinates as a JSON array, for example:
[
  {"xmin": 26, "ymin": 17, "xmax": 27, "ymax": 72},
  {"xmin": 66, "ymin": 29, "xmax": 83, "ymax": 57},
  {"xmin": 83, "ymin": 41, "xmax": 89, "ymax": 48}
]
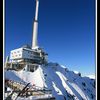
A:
[
  {"xmin": 10, "ymin": 45, "xmax": 48, "ymax": 64},
  {"xmin": 9, "ymin": 0, "xmax": 48, "ymax": 65}
]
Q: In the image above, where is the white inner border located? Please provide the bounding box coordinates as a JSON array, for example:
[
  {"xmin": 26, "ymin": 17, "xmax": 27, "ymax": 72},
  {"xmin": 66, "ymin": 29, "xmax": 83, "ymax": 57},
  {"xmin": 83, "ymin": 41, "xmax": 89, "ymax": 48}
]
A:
[
  {"xmin": 3, "ymin": 0, "xmax": 5, "ymax": 99},
  {"xmin": 96, "ymin": 0, "xmax": 97, "ymax": 100}
]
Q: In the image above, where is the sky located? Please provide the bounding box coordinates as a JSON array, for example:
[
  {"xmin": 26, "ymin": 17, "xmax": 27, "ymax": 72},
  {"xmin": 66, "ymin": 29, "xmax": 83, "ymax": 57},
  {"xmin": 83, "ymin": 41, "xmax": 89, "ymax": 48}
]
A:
[{"xmin": 5, "ymin": 0, "xmax": 95, "ymax": 76}]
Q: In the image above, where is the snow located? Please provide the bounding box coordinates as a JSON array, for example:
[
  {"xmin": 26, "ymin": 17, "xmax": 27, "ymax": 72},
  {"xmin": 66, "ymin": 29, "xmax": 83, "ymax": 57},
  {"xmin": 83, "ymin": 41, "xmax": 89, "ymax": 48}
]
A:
[
  {"xmin": 87, "ymin": 74, "xmax": 95, "ymax": 79},
  {"xmin": 5, "ymin": 63, "xmax": 96, "ymax": 100},
  {"xmin": 73, "ymin": 71, "xmax": 80, "ymax": 74}
]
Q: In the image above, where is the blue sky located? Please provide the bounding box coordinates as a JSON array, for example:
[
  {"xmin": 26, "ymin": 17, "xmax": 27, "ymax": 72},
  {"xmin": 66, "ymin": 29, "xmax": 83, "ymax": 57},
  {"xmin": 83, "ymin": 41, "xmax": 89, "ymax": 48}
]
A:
[{"xmin": 5, "ymin": 0, "xmax": 95, "ymax": 76}]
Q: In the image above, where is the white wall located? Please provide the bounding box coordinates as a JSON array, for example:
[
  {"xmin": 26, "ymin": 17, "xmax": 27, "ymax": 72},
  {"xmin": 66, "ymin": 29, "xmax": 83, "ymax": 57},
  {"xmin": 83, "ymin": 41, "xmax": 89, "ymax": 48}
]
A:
[
  {"xmin": 10, "ymin": 48, "xmax": 41, "ymax": 60},
  {"xmin": 10, "ymin": 48, "xmax": 23, "ymax": 60}
]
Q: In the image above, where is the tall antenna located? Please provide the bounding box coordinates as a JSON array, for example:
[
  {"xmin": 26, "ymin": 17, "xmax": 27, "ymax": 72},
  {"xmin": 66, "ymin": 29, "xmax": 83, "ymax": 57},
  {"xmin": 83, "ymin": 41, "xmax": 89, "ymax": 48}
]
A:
[{"xmin": 32, "ymin": 0, "xmax": 39, "ymax": 49}]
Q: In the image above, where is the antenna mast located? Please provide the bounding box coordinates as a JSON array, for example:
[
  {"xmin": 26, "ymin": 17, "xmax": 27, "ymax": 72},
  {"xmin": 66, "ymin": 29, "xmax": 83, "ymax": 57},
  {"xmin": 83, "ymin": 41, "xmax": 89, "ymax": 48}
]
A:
[{"xmin": 32, "ymin": 0, "xmax": 39, "ymax": 49}]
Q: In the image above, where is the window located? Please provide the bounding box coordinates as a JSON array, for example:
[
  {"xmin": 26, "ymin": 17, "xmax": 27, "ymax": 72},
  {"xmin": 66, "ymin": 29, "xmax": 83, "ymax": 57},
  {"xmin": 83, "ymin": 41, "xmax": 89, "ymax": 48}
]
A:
[
  {"xmin": 19, "ymin": 54, "xmax": 21, "ymax": 56},
  {"xmin": 17, "ymin": 51, "xmax": 20, "ymax": 53}
]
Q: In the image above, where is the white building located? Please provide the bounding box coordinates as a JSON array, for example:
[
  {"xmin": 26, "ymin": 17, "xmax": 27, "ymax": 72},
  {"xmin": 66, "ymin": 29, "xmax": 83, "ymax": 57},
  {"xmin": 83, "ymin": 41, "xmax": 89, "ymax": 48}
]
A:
[{"xmin": 10, "ymin": 45, "xmax": 48, "ymax": 64}]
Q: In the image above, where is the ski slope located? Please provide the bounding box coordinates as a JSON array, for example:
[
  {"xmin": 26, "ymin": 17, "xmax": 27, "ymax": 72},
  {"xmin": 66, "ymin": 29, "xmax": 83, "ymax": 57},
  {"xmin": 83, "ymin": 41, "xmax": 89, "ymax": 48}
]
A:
[{"xmin": 5, "ymin": 62, "xmax": 96, "ymax": 100}]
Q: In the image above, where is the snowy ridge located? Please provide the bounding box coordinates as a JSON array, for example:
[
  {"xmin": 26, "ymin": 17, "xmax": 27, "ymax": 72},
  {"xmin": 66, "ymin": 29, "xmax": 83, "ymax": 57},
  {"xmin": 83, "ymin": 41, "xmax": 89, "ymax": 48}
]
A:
[
  {"xmin": 86, "ymin": 75, "xmax": 95, "ymax": 79},
  {"xmin": 5, "ymin": 62, "xmax": 96, "ymax": 100}
]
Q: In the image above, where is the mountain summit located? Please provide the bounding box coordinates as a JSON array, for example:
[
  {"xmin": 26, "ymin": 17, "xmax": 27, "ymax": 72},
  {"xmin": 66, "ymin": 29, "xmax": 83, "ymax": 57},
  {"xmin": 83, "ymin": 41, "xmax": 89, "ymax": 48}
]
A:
[{"xmin": 5, "ymin": 62, "xmax": 95, "ymax": 100}]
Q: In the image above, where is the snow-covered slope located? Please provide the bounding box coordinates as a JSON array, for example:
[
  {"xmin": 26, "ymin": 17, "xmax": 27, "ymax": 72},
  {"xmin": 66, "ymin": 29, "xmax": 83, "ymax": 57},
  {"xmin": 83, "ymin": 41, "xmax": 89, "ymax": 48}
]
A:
[
  {"xmin": 86, "ymin": 74, "xmax": 95, "ymax": 79},
  {"xmin": 5, "ymin": 63, "xmax": 96, "ymax": 100}
]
